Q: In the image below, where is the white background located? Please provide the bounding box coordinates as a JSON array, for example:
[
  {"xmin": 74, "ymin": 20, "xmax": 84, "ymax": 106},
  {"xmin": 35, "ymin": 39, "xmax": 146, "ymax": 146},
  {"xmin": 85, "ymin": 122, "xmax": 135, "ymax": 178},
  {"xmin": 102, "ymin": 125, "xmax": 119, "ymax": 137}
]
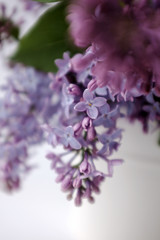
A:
[{"xmin": 0, "ymin": 1, "xmax": 160, "ymax": 239}]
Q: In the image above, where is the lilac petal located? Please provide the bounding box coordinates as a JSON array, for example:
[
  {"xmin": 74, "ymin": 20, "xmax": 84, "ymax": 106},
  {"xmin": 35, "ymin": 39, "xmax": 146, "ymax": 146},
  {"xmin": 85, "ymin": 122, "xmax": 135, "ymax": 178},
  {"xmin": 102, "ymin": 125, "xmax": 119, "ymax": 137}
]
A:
[
  {"xmin": 79, "ymin": 159, "xmax": 88, "ymax": 173},
  {"xmin": 73, "ymin": 177, "xmax": 82, "ymax": 188},
  {"xmin": 87, "ymin": 106, "xmax": 98, "ymax": 119},
  {"xmin": 108, "ymin": 159, "xmax": 123, "ymax": 176},
  {"xmin": 98, "ymin": 144, "xmax": 108, "ymax": 155},
  {"xmin": 61, "ymin": 175, "xmax": 72, "ymax": 191},
  {"xmin": 154, "ymin": 102, "xmax": 160, "ymax": 113},
  {"xmin": 54, "ymin": 128, "xmax": 64, "ymax": 137},
  {"xmin": 83, "ymin": 89, "xmax": 94, "ymax": 102},
  {"xmin": 146, "ymin": 92, "xmax": 154, "ymax": 104},
  {"xmin": 109, "ymin": 142, "xmax": 119, "ymax": 152},
  {"xmin": 98, "ymin": 134, "xmax": 108, "ymax": 144},
  {"xmin": 103, "ymin": 118, "xmax": 115, "ymax": 128},
  {"xmin": 66, "ymin": 126, "xmax": 74, "ymax": 136},
  {"xmin": 74, "ymin": 102, "xmax": 87, "ymax": 112},
  {"xmin": 99, "ymin": 103, "xmax": 110, "ymax": 114},
  {"xmin": 111, "ymin": 129, "xmax": 122, "ymax": 140},
  {"xmin": 95, "ymin": 87, "xmax": 108, "ymax": 96},
  {"xmin": 108, "ymin": 106, "xmax": 119, "ymax": 118},
  {"xmin": 92, "ymin": 97, "xmax": 106, "ymax": 107},
  {"xmin": 93, "ymin": 116, "xmax": 105, "ymax": 126},
  {"xmin": 69, "ymin": 137, "xmax": 81, "ymax": 150},
  {"xmin": 143, "ymin": 105, "xmax": 152, "ymax": 112},
  {"xmin": 60, "ymin": 137, "xmax": 68, "ymax": 147}
]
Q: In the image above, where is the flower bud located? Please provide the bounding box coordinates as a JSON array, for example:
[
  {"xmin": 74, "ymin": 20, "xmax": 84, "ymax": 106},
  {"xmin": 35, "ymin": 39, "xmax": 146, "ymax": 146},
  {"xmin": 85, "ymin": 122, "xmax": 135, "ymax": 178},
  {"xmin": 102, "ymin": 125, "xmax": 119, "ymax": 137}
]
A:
[
  {"xmin": 87, "ymin": 126, "xmax": 96, "ymax": 141},
  {"xmin": 80, "ymin": 155, "xmax": 91, "ymax": 175},
  {"xmin": 73, "ymin": 122, "xmax": 82, "ymax": 137},
  {"xmin": 73, "ymin": 177, "xmax": 82, "ymax": 188},
  {"xmin": 67, "ymin": 84, "xmax": 81, "ymax": 96},
  {"xmin": 75, "ymin": 189, "xmax": 82, "ymax": 206},
  {"xmin": 82, "ymin": 117, "xmax": 92, "ymax": 131},
  {"xmin": 87, "ymin": 79, "xmax": 98, "ymax": 91},
  {"xmin": 56, "ymin": 174, "xmax": 65, "ymax": 183},
  {"xmin": 61, "ymin": 175, "xmax": 72, "ymax": 191}
]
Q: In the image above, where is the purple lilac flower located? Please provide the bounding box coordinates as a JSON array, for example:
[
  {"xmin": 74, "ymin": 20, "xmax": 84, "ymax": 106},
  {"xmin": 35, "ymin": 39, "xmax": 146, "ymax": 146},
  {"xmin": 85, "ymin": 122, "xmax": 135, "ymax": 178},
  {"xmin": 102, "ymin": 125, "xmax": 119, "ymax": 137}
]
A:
[
  {"xmin": 67, "ymin": 0, "xmax": 160, "ymax": 95},
  {"xmin": 98, "ymin": 129, "xmax": 123, "ymax": 155},
  {"xmin": 46, "ymin": 148, "xmax": 123, "ymax": 206},
  {"xmin": 43, "ymin": 50, "xmax": 160, "ymax": 205},
  {"xmin": 0, "ymin": 141, "xmax": 31, "ymax": 191},
  {"xmin": 74, "ymin": 89, "xmax": 106, "ymax": 119},
  {"xmin": 93, "ymin": 104, "xmax": 119, "ymax": 128},
  {"xmin": 0, "ymin": 65, "xmax": 58, "ymax": 191},
  {"xmin": 61, "ymin": 83, "xmax": 74, "ymax": 118},
  {"xmin": 55, "ymin": 126, "xmax": 82, "ymax": 150},
  {"xmin": 55, "ymin": 52, "xmax": 72, "ymax": 80},
  {"xmin": 143, "ymin": 92, "xmax": 160, "ymax": 121}
]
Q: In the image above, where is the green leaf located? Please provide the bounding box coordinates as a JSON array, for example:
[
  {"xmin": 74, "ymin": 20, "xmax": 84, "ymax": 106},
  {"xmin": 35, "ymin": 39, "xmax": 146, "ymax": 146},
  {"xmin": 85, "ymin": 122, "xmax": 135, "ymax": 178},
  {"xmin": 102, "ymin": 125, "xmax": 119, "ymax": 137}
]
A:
[{"xmin": 11, "ymin": 2, "xmax": 82, "ymax": 72}]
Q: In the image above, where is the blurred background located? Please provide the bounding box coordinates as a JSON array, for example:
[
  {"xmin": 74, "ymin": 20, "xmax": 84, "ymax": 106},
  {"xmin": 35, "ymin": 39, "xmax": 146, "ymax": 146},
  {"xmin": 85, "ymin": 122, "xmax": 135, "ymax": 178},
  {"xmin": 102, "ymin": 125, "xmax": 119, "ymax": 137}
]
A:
[{"xmin": 0, "ymin": 0, "xmax": 160, "ymax": 239}]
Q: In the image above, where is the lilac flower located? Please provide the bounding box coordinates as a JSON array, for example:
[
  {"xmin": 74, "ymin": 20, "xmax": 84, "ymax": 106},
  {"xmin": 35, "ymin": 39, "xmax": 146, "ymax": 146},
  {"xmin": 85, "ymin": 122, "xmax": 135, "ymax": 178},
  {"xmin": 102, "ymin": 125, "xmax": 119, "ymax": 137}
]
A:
[
  {"xmin": 106, "ymin": 159, "xmax": 124, "ymax": 177},
  {"xmin": 55, "ymin": 52, "xmax": 71, "ymax": 80},
  {"xmin": 44, "ymin": 52, "xmax": 159, "ymax": 205},
  {"xmin": 143, "ymin": 92, "xmax": 160, "ymax": 121},
  {"xmin": 79, "ymin": 154, "xmax": 91, "ymax": 175},
  {"xmin": 98, "ymin": 129, "xmax": 123, "ymax": 155},
  {"xmin": 82, "ymin": 117, "xmax": 96, "ymax": 141},
  {"xmin": 67, "ymin": 84, "xmax": 82, "ymax": 96},
  {"xmin": 62, "ymin": 83, "xmax": 74, "ymax": 118},
  {"xmin": 93, "ymin": 104, "xmax": 119, "ymax": 128},
  {"xmin": 68, "ymin": 0, "xmax": 160, "ymax": 95},
  {"xmin": 74, "ymin": 89, "xmax": 106, "ymax": 119},
  {"xmin": 46, "ymin": 148, "xmax": 110, "ymax": 205},
  {"xmin": 56, "ymin": 126, "xmax": 82, "ymax": 150},
  {"xmin": 0, "ymin": 141, "xmax": 31, "ymax": 191},
  {"xmin": 0, "ymin": 65, "xmax": 57, "ymax": 190}
]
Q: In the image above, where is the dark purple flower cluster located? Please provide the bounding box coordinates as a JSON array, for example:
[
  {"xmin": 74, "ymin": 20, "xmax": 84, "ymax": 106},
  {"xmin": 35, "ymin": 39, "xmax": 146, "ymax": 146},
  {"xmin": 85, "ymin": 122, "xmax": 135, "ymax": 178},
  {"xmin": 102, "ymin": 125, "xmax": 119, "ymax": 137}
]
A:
[
  {"xmin": 0, "ymin": 65, "xmax": 57, "ymax": 191},
  {"xmin": 43, "ymin": 51, "xmax": 160, "ymax": 205},
  {"xmin": 68, "ymin": 0, "xmax": 160, "ymax": 96}
]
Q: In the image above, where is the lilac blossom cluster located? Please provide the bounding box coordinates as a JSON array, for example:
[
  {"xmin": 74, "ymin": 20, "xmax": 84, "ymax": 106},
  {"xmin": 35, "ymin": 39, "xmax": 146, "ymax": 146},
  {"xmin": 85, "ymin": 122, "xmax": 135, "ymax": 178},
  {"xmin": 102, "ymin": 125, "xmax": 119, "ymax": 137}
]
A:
[
  {"xmin": 43, "ymin": 50, "xmax": 160, "ymax": 205},
  {"xmin": 0, "ymin": 65, "xmax": 57, "ymax": 191},
  {"xmin": 68, "ymin": 0, "xmax": 160, "ymax": 96}
]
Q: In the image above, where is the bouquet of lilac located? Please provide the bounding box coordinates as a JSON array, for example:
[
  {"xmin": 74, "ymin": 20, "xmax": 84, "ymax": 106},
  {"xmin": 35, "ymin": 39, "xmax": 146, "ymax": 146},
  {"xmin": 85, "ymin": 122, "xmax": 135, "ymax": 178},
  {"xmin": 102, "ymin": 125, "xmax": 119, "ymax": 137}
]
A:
[{"xmin": 0, "ymin": 0, "xmax": 160, "ymax": 206}]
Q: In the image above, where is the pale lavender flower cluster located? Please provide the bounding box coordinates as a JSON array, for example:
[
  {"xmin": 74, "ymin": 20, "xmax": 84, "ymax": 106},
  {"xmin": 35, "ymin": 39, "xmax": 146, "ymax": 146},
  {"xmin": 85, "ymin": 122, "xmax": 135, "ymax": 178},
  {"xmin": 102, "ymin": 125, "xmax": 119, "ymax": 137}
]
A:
[
  {"xmin": 0, "ymin": 141, "xmax": 29, "ymax": 191},
  {"xmin": 0, "ymin": 65, "xmax": 57, "ymax": 191},
  {"xmin": 44, "ymin": 52, "xmax": 124, "ymax": 205},
  {"xmin": 44, "ymin": 51, "xmax": 160, "ymax": 205}
]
